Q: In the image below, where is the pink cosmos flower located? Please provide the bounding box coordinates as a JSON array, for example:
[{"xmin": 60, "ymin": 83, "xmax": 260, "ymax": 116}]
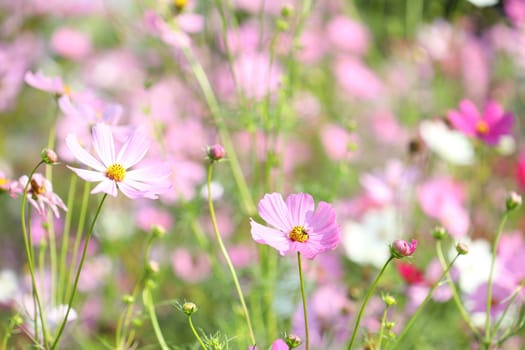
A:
[
  {"xmin": 9, "ymin": 173, "xmax": 67, "ymax": 218},
  {"xmin": 66, "ymin": 123, "xmax": 171, "ymax": 199},
  {"xmin": 250, "ymin": 193, "xmax": 341, "ymax": 259},
  {"xmin": 448, "ymin": 99, "xmax": 514, "ymax": 146},
  {"xmin": 24, "ymin": 71, "xmax": 72, "ymax": 96},
  {"xmin": 51, "ymin": 27, "xmax": 92, "ymax": 60}
]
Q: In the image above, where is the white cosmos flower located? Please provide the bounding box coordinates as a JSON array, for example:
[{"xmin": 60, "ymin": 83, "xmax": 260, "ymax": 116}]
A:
[
  {"xmin": 420, "ymin": 119, "xmax": 475, "ymax": 165},
  {"xmin": 467, "ymin": 0, "xmax": 498, "ymax": 7}
]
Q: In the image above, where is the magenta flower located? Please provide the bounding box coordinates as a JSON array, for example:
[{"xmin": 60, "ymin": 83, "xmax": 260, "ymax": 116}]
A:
[
  {"xmin": 24, "ymin": 71, "xmax": 72, "ymax": 96},
  {"xmin": 447, "ymin": 99, "xmax": 514, "ymax": 145},
  {"xmin": 66, "ymin": 123, "xmax": 171, "ymax": 199},
  {"xmin": 390, "ymin": 239, "xmax": 418, "ymax": 258},
  {"xmin": 9, "ymin": 173, "xmax": 67, "ymax": 218},
  {"xmin": 250, "ymin": 193, "xmax": 341, "ymax": 259}
]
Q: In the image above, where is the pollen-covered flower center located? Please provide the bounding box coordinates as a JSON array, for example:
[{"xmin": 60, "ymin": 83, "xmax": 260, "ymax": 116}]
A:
[
  {"xmin": 106, "ymin": 164, "xmax": 126, "ymax": 182},
  {"xmin": 289, "ymin": 225, "xmax": 309, "ymax": 243},
  {"xmin": 476, "ymin": 121, "xmax": 489, "ymax": 135},
  {"xmin": 30, "ymin": 179, "xmax": 46, "ymax": 195}
]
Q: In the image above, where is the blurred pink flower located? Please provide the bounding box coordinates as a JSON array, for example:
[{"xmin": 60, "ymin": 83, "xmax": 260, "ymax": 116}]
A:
[
  {"xmin": 250, "ymin": 193, "xmax": 341, "ymax": 259},
  {"xmin": 417, "ymin": 177, "xmax": 470, "ymax": 237},
  {"xmin": 171, "ymin": 248, "xmax": 211, "ymax": 283},
  {"xmin": 30, "ymin": 213, "xmax": 64, "ymax": 245},
  {"xmin": 460, "ymin": 37, "xmax": 489, "ymax": 101},
  {"xmin": 505, "ymin": 0, "xmax": 525, "ymax": 27},
  {"xmin": 9, "ymin": 173, "xmax": 67, "ymax": 218},
  {"xmin": 51, "ymin": 27, "xmax": 92, "ymax": 60},
  {"xmin": 448, "ymin": 99, "xmax": 514, "ymax": 146},
  {"xmin": 66, "ymin": 123, "xmax": 171, "ymax": 199},
  {"xmin": 334, "ymin": 56, "xmax": 384, "ymax": 100},
  {"xmin": 320, "ymin": 123, "xmax": 358, "ymax": 161},
  {"xmin": 325, "ymin": 16, "xmax": 369, "ymax": 55},
  {"xmin": 135, "ymin": 205, "xmax": 173, "ymax": 232},
  {"xmin": 515, "ymin": 151, "xmax": 525, "ymax": 189},
  {"xmin": 498, "ymin": 231, "xmax": 525, "ymax": 284},
  {"xmin": 469, "ymin": 278, "xmax": 517, "ymax": 317},
  {"xmin": 270, "ymin": 339, "xmax": 288, "ymax": 350}
]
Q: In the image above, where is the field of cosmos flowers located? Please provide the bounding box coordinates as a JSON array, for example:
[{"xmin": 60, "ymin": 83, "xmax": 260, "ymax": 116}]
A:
[{"xmin": 1, "ymin": 0, "xmax": 525, "ymax": 349}]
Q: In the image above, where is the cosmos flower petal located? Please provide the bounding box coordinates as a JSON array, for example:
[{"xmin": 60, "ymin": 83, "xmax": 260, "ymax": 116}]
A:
[
  {"xmin": 250, "ymin": 219, "xmax": 290, "ymax": 255},
  {"xmin": 448, "ymin": 109, "xmax": 476, "ymax": 136},
  {"xmin": 285, "ymin": 193, "xmax": 315, "ymax": 226},
  {"xmin": 65, "ymin": 134, "xmax": 106, "ymax": 172},
  {"xmin": 66, "ymin": 166, "xmax": 106, "ymax": 182},
  {"xmin": 118, "ymin": 182, "xmax": 158, "ymax": 199},
  {"xmin": 483, "ymin": 101, "xmax": 504, "ymax": 124},
  {"xmin": 116, "ymin": 128, "xmax": 150, "ymax": 168},
  {"xmin": 125, "ymin": 164, "xmax": 171, "ymax": 182},
  {"xmin": 258, "ymin": 193, "xmax": 294, "ymax": 231},
  {"xmin": 91, "ymin": 179, "xmax": 118, "ymax": 197},
  {"xmin": 91, "ymin": 124, "xmax": 116, "ymax": 167}
]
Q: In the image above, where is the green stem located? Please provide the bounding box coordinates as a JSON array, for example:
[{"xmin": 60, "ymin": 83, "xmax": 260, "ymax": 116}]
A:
[
  {"xmin": 188, "ymin": 315, "xmax": 207, "ymax": 350},
  {"xmin": 143, "ymin": 287, "xmax": 170, "ymax": 350},
  {"xmin": 20, "ymin": 161, "xmax": 50, "ymax": 349},
  {"xmin": 182, "ymin": 45, "xmax": 256, "ymax": 215},
  {"xmin": 1, "ymin": 315, "xmax": 21, "ymax": 349},
  {"xmin": 58, "ymin": 175, "xmax": 77, "ymax": 303},
  {"xmin": 51, "ymin": 194, "xmax": 108, "ymax": 350},
  {"xmin": 206, "ymin": 162, "xmax": 256, "ymax": 345},
  {"xmin": 390, "ymin": 255, "xmax": 460, "ymax": 349},
  {"xmin": 491, "ymin": 279, "xmax": 525, "ymax": 339},
  {"xmin": 347, "ymin": 257, "xmax": 394, "ymax": 350},
  {"xmin": 485, "ymin": 212, "xmax": 509, "ymax": 346},
  {"xmin": 436, "ymin": 241, "xmax": 480, "ymax": 338},
  {"xmin": 297, "ymin": 252, "xmax": 310, "ymax": 350},
  {"xmin": 377, "ymin": 305, "xmax": 390, "ymax": 350}
]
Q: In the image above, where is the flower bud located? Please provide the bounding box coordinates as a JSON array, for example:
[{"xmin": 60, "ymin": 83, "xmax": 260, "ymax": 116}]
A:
[
  {"xmin": 281, "ymin": 4, "xmax": 293, "ymax": 17},
  {"xmin": 382, "ymin": 294, "xmax": 397, "ymax": 306},
  {"xmin": 13, "ymin": 314, "xmax": 24, "ymax": 326},
  {"xmin": 456, "ymin": 242, "xmax": 469, "ymax": 255},
  {"xmin": 122, "ymin": 294, "xmax": 134, "ymax": 304},
  {"xmin": 285, "ymin": 334, "xmax": 302, "ymax": 348},
  {"xmin": 276, "ymin": 19, "xmax": 289, "ymax": 32},
  {"xmin": 506, "ymin": 191, "xmax": 522, "ymax": 212},
  {"xmin": 151, "ymin": 224, "xmax": 166, "ymax": 238},
  {"xmin": 385, "ymin": 321, "xmax": 395, "ymax": 330},
  {"xmin": 147, "ymin": 260, "xmax": 160, "ymax": 275},
  {"xmin": 390, "ymin": 239, "xmax": 417, "ymax": 259},
  {"xmin": 182, "ymin": 302, "xmax": 198, "ymax": 315},
  {"xmin": 132, "ymin": 318, "xmax": 143, "ymax": 327},
  {"xmin": 207, "ymin": 144, "xmax": 226, "ymax": 161},
  {"xmin": 41, "ymin": 148, "xmax": 58, "ymax": 164},
  {"xmin": 432, "ymin": 226, "xmax": 447, "ymax": 240}
]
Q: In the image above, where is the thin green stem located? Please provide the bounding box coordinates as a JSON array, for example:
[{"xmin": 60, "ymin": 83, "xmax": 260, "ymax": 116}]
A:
[
  {"xmin": 182, "ymin": 45, "xmax": 256, "ymax": 215},
  {"xmin": 491, "ymin": 279, "xmax": 525, "ymax": 338},
  {"xmin": 1, "ymin": 315, "xmax": 21, "ymax": 349},
  {"xmin": 143, "ymin": 287, "xmax": 170, "ymax": 350},
  {"xmin": 206, "ymin": 162, "xmax": 256, "ymax": 345},
  {"xmin": 436, "ymin": 240, "xmax": 480, "ymax": 338},
  {"xmin": 485, "ymin": 212, "xmax": 509, "ymax": 346},
  {"xmin": 58, "ymin": 175, "xmax": 77, "ymax": 302},
  {"xmin": 51, "ymin": 194, "xmax": 108, "ymax": 350},
  {"xmin": 347, "ymin": 256, "xmax": 393, "ymax": 350},
  {"xmin": 390, "ymin": 255, "xmax": 460, "ymax": 349},
  {"xmin": 20, "ymin": 161, "xmax": 50, "ymax": 349},
  {"xmin": 377, "ymin": 305, "xmax": 390, "ymax": 350},
  {"xmin": 188, "ymin": 315, "xmax": 207, "ymax": 350},
  {"xmin": 297, "ymin": 252, "xmax": 309, "ymax": 350}
]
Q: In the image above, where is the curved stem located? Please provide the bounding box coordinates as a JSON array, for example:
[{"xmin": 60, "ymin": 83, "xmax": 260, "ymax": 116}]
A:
[
  {"xmin": 188, "ymin": 315, "xmax": 207, "ymax": 350},
  {"xmin": 390, "ymin": 255, "xmax": 460, "ymax": 349},
  {"xmin": 347, "ymin": 257, "xmax": 394, "ymax": 350},
  {"xmin": 436, "ymin": 241, "xmax": 480, "ymax": 338},
  {"xmin": 485, "ymin": 212, "xmax": 509, "ymax": 345},
  {"xmin": 51, "ymin": 194, "xmax": 108, "ymax": 349},
  {"xmin": 20, "ymin": 161, "xmax": 50, "ymax": 349},
  {"xmin": 182, "ymin": 45, "xmax": 256, "ymax": 215},
  {"xmin": 143, "ymin": 287, "xmax": 170, "ymax": 350},
  {"xmin": 297, "ymin": 252, "xmax": 309, "ymax": 350},
  {"xmin": 206, "ymin": 163, "xmax": 256, "ymax": 345}
]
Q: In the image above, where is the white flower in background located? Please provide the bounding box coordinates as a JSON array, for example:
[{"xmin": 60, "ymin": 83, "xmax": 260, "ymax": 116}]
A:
[
  {"xmin": 452, "ymin": 239, "xmax": 496, "ymax": 294},
  {"xmin": 420, "ymin": 119, "xmax": 475, "ymax": 165},
  {"xmin": 0, "ymin": 270, "xmax": 18, "ymax": 303},
  {"xmin": 343, "ymin": 206, "xmax": 403, "ymax": 268},
  {"xmin": 200, "ymin": 181, "xmax": 224, "ymax": 201},
  {"xmin": 467, "ymin": 0, "xmax": 498, "ymax": 7}
]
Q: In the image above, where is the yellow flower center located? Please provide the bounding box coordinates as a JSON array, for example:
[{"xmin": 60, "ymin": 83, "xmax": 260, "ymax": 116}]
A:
[
  {"xmin": 289, "ymin": 225, "xmax": 309, "ymax": 243},
  {"xmin": 0, "ymin": 178, "xmax": 7, "ymax": 187},
  {"xmin": 476, "ymin": 121, "xmax": 489, "ymax": 135},
  {"xmin": 30, "ymin": 179, "xmax": 46, "ymax": 195},
  {"xmin": 173, "ymin": 0, "xmax": 188, "ymax": 10},
  {"xmin": 63, "ymin": 85, "xmax": 72, "ymax": 96},
  {"xmin": 106, "ymin": 164, "xmax": 126, "ymax": 182}
]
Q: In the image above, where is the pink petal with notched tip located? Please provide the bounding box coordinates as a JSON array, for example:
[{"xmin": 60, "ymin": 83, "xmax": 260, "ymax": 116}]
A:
[
  {"xmin": 258, "ymin": 193, "xmax": 294, "ymax": 232},
  {"xmin": 250, "ymin": 219, "xmax": 290, "ymax": 254}
]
